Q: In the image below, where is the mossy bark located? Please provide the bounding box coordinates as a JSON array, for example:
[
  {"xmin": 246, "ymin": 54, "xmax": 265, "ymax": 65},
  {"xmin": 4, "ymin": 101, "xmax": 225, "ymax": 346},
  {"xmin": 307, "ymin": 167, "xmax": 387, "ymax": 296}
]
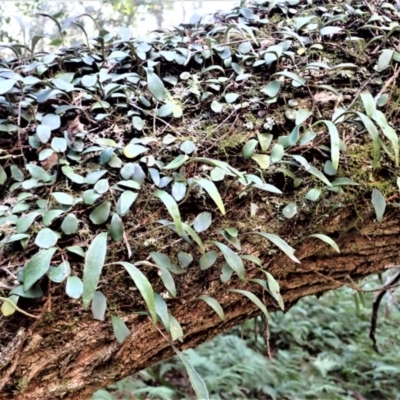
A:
[{"xmin": 1, "ymin": 208, "xmax": 399, "ymax": 400}]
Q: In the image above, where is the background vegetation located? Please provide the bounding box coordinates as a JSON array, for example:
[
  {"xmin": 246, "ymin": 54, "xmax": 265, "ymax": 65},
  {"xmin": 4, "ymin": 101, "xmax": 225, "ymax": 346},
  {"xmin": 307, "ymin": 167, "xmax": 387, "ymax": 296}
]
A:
[{"xmin": 94, "ymin": 274, "xmax": 400, "ymax": 400}]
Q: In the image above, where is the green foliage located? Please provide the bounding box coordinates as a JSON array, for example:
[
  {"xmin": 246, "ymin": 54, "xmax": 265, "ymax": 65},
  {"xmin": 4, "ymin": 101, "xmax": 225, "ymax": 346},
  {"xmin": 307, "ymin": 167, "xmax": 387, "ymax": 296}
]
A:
[
  {"xmin": 98, "ymin": 284, "xmax": 400, "ymax": 400},
  {"xmin": 1, "ymin": 0, "xmax": 400, "ymax": 396}
]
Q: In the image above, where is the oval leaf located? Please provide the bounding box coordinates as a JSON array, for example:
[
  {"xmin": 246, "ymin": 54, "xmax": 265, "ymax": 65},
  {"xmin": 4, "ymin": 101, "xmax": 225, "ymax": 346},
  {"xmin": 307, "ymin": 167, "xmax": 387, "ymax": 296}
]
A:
[
  {"xmin": 197, "ymin": 295, "xmax": 225, "ymax": 320},
  {"xmin": 24, "ymin": 247, "xmax": 57, "ymax": 291},
  {"xmin": 193, "ymin": 212, "xmax": 212, "ymax": 233},
  {"xmin": 308, "ymin": 234, "xmax": 340, "ymax": 253},
  {"xmin": 371, "ymin": 188, "xmax": 386, "ymax": 223},
  {"xmin": 154, "ymin": 190, "xmax": 183, "ymax": 237},
  {"xmin": 115, "ymin": 262, "xmax": 157, "ymax": 324},
  {"xmin": 111, "ymin": 315, "xmax": 131, "ymax": 343},
  {"xmin": 82, "ymin": 232, "xmax": 108, "ymax": 307},
  {"xmin": 196, "ymin": 179, "xmax": 225, "ymax": 215},
  {"xmin": 213, "ymin": 241, "xmax": 245, "ymax": 280},
  {"xmin": 228, "ymin": 289, "xmax": 269, "ymax": 319}
]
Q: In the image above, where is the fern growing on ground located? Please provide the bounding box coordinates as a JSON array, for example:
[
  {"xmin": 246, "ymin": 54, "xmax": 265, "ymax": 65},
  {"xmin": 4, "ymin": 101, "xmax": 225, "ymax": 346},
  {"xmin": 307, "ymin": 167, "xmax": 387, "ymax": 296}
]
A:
[{"xmin": 94, "ymin": 278, "xmax": 400, "ymax": 400}]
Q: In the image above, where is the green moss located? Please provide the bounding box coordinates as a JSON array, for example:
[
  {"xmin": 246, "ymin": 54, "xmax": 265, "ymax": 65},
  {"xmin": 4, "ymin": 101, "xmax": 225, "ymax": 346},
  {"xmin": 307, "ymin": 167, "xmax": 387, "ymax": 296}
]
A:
[
  {"xmin": 219, "ymin": 132, "xmax": 248, "ymax": 152},
  {"xmin": 343, "ymin": 142, "xmax": 398, "ymax": 196}
]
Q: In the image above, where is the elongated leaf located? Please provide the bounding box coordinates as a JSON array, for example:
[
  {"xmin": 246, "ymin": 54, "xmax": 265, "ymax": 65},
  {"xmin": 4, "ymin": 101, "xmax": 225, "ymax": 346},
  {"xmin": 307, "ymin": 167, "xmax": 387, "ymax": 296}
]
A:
[
  {"xmin": 357, "ymin": 112, "xmax": 380, "ymax": 168},
  {"xmin": 170, "ymin": 344, "xmax": 210, "ymax": 400},
  {"xmin": 190, "ymin": 157, "xmax": 244, "ymax": 179},
  {"xmin": 111, "ymin": 315, "xmax": 130, "ymax": 343},
  {"xmin": 154, "ymin": 293, "xmax": 170, "ymax": 331},
  {"xmin": 115, "ymin": 262, "xmax": 157, "ymax": 323},
  {"xmin": 228, "ymin": 289, "xmax": 269, "ymax": 319},
  {"xmin": 182, "ymin": 222, "xmax": 205, "ymax": 253},
  {"xmin": 308, "ymin": 234, "xmax": 340, "ymax": 253},
  {"xmin": 169, "ymin": 313, "xmax": 184, "ymax": 341},
  {"xmin": 360, "ymin": 92, "xmax": 376, "ymax": 118},
  {"xmin": 23, "ymin": 247, "xmax": 57, "ymax": 291},
  {"xmin": 197, "ymin": 295, "xmax": 225, "ymax": 320},
  {"xmin": 308, "ymin": 166, "xmax": 332, "ymax": 187},
  {"xmin": 272, "ymin": 71, "xmax": 305, "ymax": 86},
  {"xmin": 248, "ymin": 232, "xmax": 300, "ymax": 263},
  {"xmin": 213, "ymin": 241, "xmax": 245, "ymax": 280},
  {"xmin": 320, "ymin": 26, "xmax": 342, "ymax": 35},
  {"xmin": 154, "ymin": 190, "xmax": 183, "ymax": 237},
  {"xmin": 109, "ymin": 213, "xmax": 124, "ymax": 242},
  {"xmin": 264, "ymin": 272, "xmax": 284, "ymax": 310},
  {"xmin": 371, "ymin": 188, "xmax": 386, "ymax": 223},
  {"xmin": 377, "ymin": 49, "xmax": 393, "ymax": 71},
  {"xmin": 91, "ymin": 291, "xmax": 107, "ymax": 321},
  {"xmin": 373, "ymin": 110, "xmax": 399, "ymax": 167},
  {"xmin": 157, "ymin": 264, "xmax": 176, "ymax": 297},
  {"xmin": 144, "ymin": 67, "xmax": 166, "ymax": 101},
  {"xmin": 82, "ymin": 232, "xmax": 107, "ymax": 307},
  {"xmin": 196, "ymin": 179, "xmax": 225, "ymax": 215},
  {"xmin": 317, "ymin": 120, "xmax": 340, "ymax": 170},
  {"xmin": 291, "ymin": 155, "xmax": 332, "ymax": 186},
  {"xmin": 241, "ymin": 254, "xmax": 262, "ymax": 266},
  {"xmin": 163, "ymin": 154, "xmax": 189, "ymax": 170}
]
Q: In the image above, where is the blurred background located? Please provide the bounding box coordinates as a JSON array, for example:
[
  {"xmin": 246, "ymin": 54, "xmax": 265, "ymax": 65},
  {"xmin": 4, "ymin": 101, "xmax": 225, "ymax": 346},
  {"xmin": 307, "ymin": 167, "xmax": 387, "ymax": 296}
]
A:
[{"xmin": 0, "ymin": 0, "xmax": 239, "ymax": 46}]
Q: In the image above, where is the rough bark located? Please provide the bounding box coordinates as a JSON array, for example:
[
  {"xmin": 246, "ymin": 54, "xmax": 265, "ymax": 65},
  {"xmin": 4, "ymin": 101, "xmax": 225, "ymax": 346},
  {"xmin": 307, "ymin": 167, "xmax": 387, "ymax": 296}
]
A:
[{"xmin": 1, "ymin": 208, "xmax": 399, "ymax": 399}]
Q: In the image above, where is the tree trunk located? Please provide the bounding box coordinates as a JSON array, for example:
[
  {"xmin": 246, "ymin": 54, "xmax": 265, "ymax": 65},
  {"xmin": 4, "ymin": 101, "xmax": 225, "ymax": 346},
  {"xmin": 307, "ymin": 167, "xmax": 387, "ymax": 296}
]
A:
[
  {"xmin": 1, "ymin": 209, "xmax": 399, "ymax": 399},
  {"xmin": 1, "ymin": 1, "xmax": 399, "ymax": 399}
]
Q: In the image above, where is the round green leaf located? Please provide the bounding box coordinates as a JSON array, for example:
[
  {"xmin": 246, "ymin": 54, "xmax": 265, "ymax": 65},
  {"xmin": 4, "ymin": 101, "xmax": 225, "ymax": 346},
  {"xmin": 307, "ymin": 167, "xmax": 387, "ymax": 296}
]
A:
[
  {"xmin": 66, "ymin": 276, "xmax": 83, "ymax": 299},
  {"xmin": 211, "ymin": 100, "xmax": 222, "ymax": 113},
  {"xmin": 35, "ymin": 228, "xmax": 58, "ymax": 248},
  {"xmin": 51, "ymin": 192, "xmax": 74, "ymax": 206},
  {"xmin": 132, "ymin": 116, "xmax": 144, "ymax": 131},
  {"xmin": 89, "ymin": 201, "xmax": 111, "ymax": 225},
  {"xmin": 145, "ymin": 67, "xmax": 166, "ymax": 101},
  {"xmin": 178, "ymin": 252, "xmax": 193, "ymax": 268},
  {"xmin": 0, "ymin": 78, "xmax": 16, "ymax": 95},
  {"xmin": 225, "ymin": 93, "xmax": 239, "ymax": 103},
  {"xmin": 61, "ymin": 213, "xmax": 79, "ymax": 235},
  {"xmin": 282, "ymin": 203, "xmax": 297, "ymax": 219},
  {"xmin": 42, "ymin": 113, "xmax": 61, "ymax": 130},
  {"xmin": 261, "ymin": 80, "xmax": 281, "ymax": 97},
  {"xmin": 116, "ymin": 191, "xmax": 138, "ymax": 216},
  {"xmin": 180, "ymin": 140, "xmax": 196, "ymax": 154},
  {"xmin": 51, "ymin": 137, "xmax": 67, "ymax": 152},
  {"xmin": 242, "ymin": 139, "xmax": 258, "ymax": 159},
  {"xmin": 111, "ymin": 315, "xmax": 130, "ymax": 343},
  {"xmin": 193, "ymin": 212, "xmax": 212, "ymax": 233},
  {"xmin": 36, "ymin": 124, "xmax": 51, "ymax": 143},
  {"xmin": 47, "ymin": 261, "xmax": 71, "ymax": 283},
  {"xmin": 94, "ymin": 179, "xmax": 109, "ymax": 194},
  {"xmin": 109, "ymin": 213, "xmax": 124, "ymax": 242}
]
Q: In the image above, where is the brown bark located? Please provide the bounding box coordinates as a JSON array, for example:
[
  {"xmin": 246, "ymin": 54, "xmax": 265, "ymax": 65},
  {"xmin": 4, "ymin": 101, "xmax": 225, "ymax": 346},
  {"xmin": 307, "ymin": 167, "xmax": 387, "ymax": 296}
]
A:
[{"xmin": 1, "ymin": 209, "xmax": 399, "ymax": 399}]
